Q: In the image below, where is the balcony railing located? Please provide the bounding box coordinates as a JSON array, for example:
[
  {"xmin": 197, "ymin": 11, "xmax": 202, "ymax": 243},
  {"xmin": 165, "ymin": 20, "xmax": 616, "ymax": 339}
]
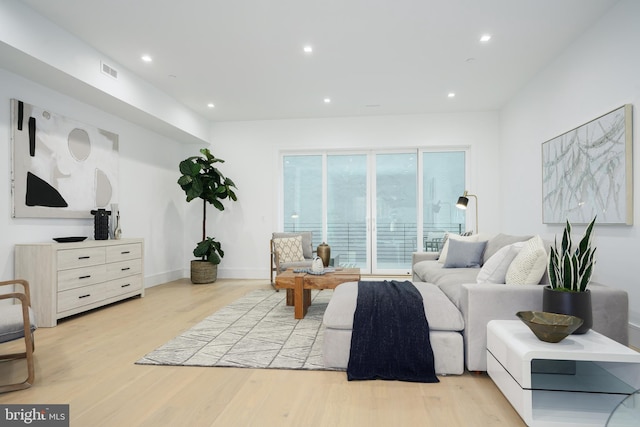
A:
[{"xmin": 284, "ymin": 221, "xmax": 464, "ymax": 270}]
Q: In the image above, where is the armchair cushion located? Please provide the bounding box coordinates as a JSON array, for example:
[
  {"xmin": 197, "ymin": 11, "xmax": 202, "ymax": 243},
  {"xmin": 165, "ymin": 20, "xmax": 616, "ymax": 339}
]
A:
[
  {"xmin": 0, "ymin": 305, "xmax": 37, "ymax": 343},
  {"xmin": 272, "ymin": 231, "xmax": 313, "ymax": 259},
  {"xmin": 272, "ymin": 236, "xmax": 304, "ymax": 263}
]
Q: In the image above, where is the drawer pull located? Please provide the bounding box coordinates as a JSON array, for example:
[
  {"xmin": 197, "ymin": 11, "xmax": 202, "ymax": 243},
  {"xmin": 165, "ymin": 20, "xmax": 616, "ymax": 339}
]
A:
[
  {"xmin": 121, "ymin": 283, "xmax": 131, "ymax": 288},
  {"xmin": 78, "ymin": 294, "xmax": 91, "ymax": 299},
  {"xmin": 121, "ymin": 251, "xmax": 131, "ymax": 254},
  {"xmin": 121, "ymin": 267, "xmax": 131, "ymax": 271},
  {"xmin": 78, "ymin": 256, "xmax": 90, "ymax": 260},
  {"xmin": 79, "ymin": 275, "xmax": 91, "ymax": 279}
]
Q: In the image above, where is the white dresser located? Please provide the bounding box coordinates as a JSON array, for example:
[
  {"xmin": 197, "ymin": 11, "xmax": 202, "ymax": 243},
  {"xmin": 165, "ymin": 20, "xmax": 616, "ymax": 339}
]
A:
[{"xmin": 15, "ymin": 239, "xmax": 144, "ymax": 327}]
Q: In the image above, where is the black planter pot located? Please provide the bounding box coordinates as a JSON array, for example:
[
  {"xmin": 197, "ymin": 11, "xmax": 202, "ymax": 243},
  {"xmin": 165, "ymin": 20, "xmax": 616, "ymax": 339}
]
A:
[{"xmin": 542, "ymin": 286, "xmax": 592, "ymax": 334}]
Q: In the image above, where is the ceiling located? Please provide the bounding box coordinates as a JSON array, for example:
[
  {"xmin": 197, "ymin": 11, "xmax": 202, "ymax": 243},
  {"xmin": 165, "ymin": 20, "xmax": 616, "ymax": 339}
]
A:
[{"xmin": 20, "ymin": 0, "xmax": 619, "ymax": 122}]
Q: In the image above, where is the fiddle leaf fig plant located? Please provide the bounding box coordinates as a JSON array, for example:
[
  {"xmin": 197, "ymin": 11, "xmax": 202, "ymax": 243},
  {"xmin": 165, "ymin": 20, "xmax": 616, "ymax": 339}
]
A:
[
  {"xmin": 193, "ymin": 237, "xmax": 223, "ymax": 265},
  {"xmin": 548, "ymin": 216, "xmax": 596, "ymax": 292},
  {"xmin": 178, "ymin": 148, "xmax": 237, "ymax": 265}
]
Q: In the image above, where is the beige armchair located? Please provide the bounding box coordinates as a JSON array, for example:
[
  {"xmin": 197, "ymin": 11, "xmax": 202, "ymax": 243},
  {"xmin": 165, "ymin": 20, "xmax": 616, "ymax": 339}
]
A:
[{"xmin": 270, "ymin": 231, "xmax": 315, "ymax": 285}]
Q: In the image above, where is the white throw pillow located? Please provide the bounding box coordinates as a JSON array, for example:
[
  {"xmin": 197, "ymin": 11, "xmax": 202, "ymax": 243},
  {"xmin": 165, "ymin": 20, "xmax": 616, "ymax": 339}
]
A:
[
  {"xmin": 438, "ymin": 233, "xmax": 480, "ymax": 264},
  {"xmin": 476, "ymin": 242, "xmax": 525, "ymax": 284},
  {"xmin": 505, "ymin": 235, "xmax": 547, "ymax": 285},
  {"xmin": 273, "ymin": 236, "xmax": 304, "ymax": 263}
]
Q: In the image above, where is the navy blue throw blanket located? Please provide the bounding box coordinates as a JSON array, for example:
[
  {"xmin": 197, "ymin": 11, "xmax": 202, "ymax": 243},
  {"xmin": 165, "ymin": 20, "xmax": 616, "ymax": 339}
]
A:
[{"xmin": 347, "ymin": 280, "xmax": 439, "ymax": 383}]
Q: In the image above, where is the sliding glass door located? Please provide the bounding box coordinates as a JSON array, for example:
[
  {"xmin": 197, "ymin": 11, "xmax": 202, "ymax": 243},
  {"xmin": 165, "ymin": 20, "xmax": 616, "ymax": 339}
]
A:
[
  {"xmin": 326, "ymin": 154, "xmax": 368, "ymax": 270},
  {"xmin": 282, "ymin": 149, "xmax": 466, "ymax": 275},
  {"xmin": 422, "ymin": 151, "xmax": 467, "ymax": 253},
  {"xmin": 282, "ymin": 155, "xmax": 322, "ymax": 242},
  {"xmin": 374, "ymin": 152, "xmax": 417, "ymax": 273}
]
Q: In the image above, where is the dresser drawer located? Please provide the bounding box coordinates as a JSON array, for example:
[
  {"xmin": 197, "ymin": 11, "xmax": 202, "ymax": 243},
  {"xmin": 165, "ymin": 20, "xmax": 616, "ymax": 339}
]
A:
[
  {"xmin": 58, "ymin": 283, "xmax": 107, "ymax": 313},
  {"xmin": 104, "ymin": 275, "xmax": 143, "ymax": 299},
  {"xmin": 107, "ymin": 259, "xmax": 142, "ymax": 280},
  {"xmin": 58, "ymin": 264, "xmax": 107, "ymax": 291},
  {"xmin": 106, "ymin": 243, "xmax": 142, "ymax": 263},
  {"xmin": 58, "ymin": 247, "xmax": 106, "ymax": 270}
]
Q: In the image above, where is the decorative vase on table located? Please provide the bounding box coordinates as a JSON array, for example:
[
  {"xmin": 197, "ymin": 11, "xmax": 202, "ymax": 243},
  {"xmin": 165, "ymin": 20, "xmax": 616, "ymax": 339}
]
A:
[
  {"xmin": 317, "ymin": 242, "xmax": 331, "ymax": 267},
  {"xmin": 113, "ymin": 213, "xmax": 122, "ymax": 240},
  {"xmin": 311, "ymin": 257, "xmax": 324, "ymax": 273},
  {"xmin": 91, "ymin": 208, "xmax": 111, "ymax": 240},
  {"xmin": 542, "ymin": 217, "xmax": 597, "ymax": 335}
]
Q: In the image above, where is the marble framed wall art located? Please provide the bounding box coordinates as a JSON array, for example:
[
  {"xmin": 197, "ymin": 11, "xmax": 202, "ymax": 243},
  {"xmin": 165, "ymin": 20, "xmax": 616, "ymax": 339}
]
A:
[
  {"xmin": 542, "ymin": 104, "xmax": 633, "ymax": 225},
  {"xmin": 10, "ymin": 99, "xmax": 119, "ymax": 218}
]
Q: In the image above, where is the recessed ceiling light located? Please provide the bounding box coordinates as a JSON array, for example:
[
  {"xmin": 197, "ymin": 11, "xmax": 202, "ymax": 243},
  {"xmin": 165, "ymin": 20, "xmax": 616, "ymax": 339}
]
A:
[
  {"xmin": 207, "ymin": 103, "xmax": 215, "ymax": 108},
  {"xmin": 324, "ymin": 98, "xmax": 331, "ymax": 103},
  {"xmin": 303, "ymin": 45, "xmax": 313, "ymax": 53},
  {"xmin": 480, "ymin": 34, "xmax": 491, "ymax": 42},
  {"xmin": 141, "ymin": 54, "xmax": 152, "ymax": 62},
  {"xmin": 448, "ymin": 93, "xmax": 456, "ymax": 98}
]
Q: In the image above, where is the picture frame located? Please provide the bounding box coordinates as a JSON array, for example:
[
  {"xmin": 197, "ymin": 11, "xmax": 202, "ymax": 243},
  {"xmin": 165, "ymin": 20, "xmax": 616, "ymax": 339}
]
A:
[
  {"xmin": 10, "ymin": 99, "xmax": 119, "ymax": 219},
  {"xmin": 542, "ymin": 104, "xmax": 633, "ymax": 225}
]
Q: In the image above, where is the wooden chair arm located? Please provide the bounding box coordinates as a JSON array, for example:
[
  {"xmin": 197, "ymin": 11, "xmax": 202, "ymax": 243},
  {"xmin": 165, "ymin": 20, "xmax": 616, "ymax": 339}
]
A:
[
  {"xmin": 0, "ymin": 279, "xmax": 31, "ymax": 304},
  {"xmin": 270, "ymin": 239, "xmax": 281, "ymax": 267}
]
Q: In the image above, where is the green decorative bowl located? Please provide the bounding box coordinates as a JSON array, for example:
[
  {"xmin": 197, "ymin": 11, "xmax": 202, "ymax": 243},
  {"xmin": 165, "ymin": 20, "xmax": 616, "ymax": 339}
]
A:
[{"xmin": 516, "ymin": 311, "xmax": 584, "ymax": 343}]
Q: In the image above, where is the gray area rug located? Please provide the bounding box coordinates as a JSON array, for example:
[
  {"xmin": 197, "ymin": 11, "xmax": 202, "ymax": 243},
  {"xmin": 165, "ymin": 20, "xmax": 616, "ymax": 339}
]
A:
[{"xmin": 136, "ymin": 289, "xmax": 340, "ymax": 371}]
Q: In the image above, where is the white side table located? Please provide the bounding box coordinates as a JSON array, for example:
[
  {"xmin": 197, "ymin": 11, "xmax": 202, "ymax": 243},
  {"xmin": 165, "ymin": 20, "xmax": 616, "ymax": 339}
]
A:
[{"xmin": 487, "ymin": 320, "xmax": 640, "ymax": 427}]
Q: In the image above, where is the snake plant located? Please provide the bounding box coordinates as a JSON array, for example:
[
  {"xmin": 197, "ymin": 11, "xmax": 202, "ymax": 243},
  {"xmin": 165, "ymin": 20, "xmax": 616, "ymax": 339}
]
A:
[{"xmin": 548, "ymin": 216, "xmax": 597, "ymax": 292}]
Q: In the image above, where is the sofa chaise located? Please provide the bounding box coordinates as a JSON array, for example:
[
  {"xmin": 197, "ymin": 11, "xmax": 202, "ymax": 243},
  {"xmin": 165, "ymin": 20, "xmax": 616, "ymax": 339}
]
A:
[{"xmin": 322, "ymin": 233, "xmax": 629, "ymax": 373}]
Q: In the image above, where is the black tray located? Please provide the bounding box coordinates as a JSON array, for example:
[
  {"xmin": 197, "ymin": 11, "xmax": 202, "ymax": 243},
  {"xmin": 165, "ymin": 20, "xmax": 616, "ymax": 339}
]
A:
[{"xmin": 53, "ymin": 236, "xmax": 88, "ymax": 243}]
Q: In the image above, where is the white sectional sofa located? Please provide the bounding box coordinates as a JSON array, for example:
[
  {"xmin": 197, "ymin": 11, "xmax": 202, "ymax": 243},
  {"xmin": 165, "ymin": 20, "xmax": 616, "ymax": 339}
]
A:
[{"xmin": 411, "ymin": 233, "xmax": 629, "ymax": 371}]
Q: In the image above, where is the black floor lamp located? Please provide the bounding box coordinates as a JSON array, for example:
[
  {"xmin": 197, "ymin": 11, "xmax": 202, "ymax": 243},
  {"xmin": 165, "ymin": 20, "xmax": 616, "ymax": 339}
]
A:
[{"xmin": 456, "ymin": 190, "xmax": 478, "ymax": 233}]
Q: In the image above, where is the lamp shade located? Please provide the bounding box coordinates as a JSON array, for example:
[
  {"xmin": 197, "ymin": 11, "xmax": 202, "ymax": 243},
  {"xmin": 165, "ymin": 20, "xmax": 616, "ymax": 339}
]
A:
[
  {"xmin": 455, "ymin": 190, "xmax": 478, "ymax": 233},
  {"xmin": 456, "ymin": 196, "xmax": 469, "ymax": 209}
]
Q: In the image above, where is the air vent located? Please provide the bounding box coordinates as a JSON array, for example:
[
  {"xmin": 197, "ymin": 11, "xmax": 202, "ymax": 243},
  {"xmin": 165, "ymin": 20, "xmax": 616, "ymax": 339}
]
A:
[{"xmin": 101, "ymin": 61, "xmax": 118, "ymax": 79}]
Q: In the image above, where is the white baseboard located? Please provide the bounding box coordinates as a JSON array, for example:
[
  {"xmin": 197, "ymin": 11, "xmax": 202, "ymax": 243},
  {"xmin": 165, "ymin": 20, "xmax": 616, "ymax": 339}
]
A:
[
  {"xmin": 144, "ymin": 269, "xmax": 185, "ymax": 288},
  {"xmin": 217, "ymin": 268, "xmax": 267, "ymax": 280},
  {"xmin": 176, "ymin": 268, "xmax": 269, "ymax": 282}
]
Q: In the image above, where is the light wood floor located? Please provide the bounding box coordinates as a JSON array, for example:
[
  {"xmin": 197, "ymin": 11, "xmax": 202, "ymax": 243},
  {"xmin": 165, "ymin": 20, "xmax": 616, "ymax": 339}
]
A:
[{"xmin": 0, "ymin": 278, "xmax": 525, "ymax": 426}]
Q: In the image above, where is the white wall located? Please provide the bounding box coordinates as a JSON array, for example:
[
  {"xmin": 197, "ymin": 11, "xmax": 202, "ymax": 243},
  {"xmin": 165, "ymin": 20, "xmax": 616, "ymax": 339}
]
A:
[
  {"xmin": 0, "ymin": 68, "xmax": 187, "ymax": 287},
  {"xmin": 500, "ymin": 0, "xmax": 640, "ymax": 345},
  {"xmin": 209, "ymin": 111, "xmax": 501, "ymax": 279}
]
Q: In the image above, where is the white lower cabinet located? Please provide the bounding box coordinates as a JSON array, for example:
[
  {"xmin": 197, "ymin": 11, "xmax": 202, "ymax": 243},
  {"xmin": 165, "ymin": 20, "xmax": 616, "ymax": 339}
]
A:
[
  {"xmin": 487, "ymin": 320, "xmax": 640, "ymax": 427},
  {"xmin": 15, "ymin": 239, "xmax": 144, "ymax": 327}
]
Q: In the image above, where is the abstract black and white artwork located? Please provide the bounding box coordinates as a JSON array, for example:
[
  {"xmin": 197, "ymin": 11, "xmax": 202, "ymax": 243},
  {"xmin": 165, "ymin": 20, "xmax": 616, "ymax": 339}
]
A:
[
  {"xmin": 11, "ymin": 99, "xmax": 119, "ymax": 218},
  {"xmin": 542, "ymin": 104, "xmax": 633, "ymax": 225}
]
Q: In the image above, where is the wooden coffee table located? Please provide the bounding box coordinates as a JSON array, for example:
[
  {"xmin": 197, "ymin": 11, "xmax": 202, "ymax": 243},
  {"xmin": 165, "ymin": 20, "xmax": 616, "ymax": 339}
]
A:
[{"xmin": 274, "ymin": 268, "xmax": 361, "ymax": 319}]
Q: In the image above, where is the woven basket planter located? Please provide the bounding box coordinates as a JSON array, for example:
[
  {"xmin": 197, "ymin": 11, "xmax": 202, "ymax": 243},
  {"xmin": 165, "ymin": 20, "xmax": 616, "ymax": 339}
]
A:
[{"xmin": 190, "ymin": 260, "xmax": 218, "ymax": 284}]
